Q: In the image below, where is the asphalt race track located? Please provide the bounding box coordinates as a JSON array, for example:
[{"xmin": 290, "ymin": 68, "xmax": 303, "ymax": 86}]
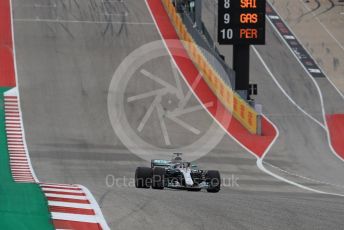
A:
[{"xmin": 11, "ymin": 0, "xmax": 344, "ymax": 229}]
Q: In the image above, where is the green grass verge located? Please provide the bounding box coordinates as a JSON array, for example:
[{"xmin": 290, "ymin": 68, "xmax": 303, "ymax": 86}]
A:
[{"xmin": 0, "ymin": 87, "xmax": 54, "ymax": 229}]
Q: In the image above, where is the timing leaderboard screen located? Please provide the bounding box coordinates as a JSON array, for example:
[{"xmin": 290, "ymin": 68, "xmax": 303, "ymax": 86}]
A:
[{"xmin": 218, "ymin": 0, "xmax": 266, "ymax": 45}]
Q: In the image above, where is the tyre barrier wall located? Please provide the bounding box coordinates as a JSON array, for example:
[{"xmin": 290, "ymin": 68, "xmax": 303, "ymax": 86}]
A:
[
  {"xmin": 180, "ymin": 12, "xmax": 236, "ymax": 89},
  {"xmin": 161, "ymin": 0, "xmax": 261, "ymax": 135}
]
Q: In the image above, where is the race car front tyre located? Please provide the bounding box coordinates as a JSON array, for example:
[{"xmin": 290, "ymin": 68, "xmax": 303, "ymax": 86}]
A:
[
  {"xmin": 206, "ymin": 170, "xmax": 221, "ymax": 193},
  {"xmin": 135, "ymin": 167, "xmax": 152, "ymax": 188},
  {"xmin": 152, "ymin": 167, "xmax": 165, "ymax": 190}
]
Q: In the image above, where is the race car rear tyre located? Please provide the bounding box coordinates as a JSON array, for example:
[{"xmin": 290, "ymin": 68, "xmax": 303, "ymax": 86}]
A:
[
  {"xmin": 135, "ymin": 167, "xmax": 152, "ymax": 188},
  {"xmin": 152, "ymin": 167, "xmax": 165, "ymax": 190},
  {"xmin": 206, "ymin": 170, "xmax": 221, "ymax": 193}
]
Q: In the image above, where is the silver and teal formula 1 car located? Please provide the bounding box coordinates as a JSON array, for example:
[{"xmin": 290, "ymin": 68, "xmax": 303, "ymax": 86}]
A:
[{"xmin": 135, "ymin": 153, "xmax": 221, "ymax": 193}]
